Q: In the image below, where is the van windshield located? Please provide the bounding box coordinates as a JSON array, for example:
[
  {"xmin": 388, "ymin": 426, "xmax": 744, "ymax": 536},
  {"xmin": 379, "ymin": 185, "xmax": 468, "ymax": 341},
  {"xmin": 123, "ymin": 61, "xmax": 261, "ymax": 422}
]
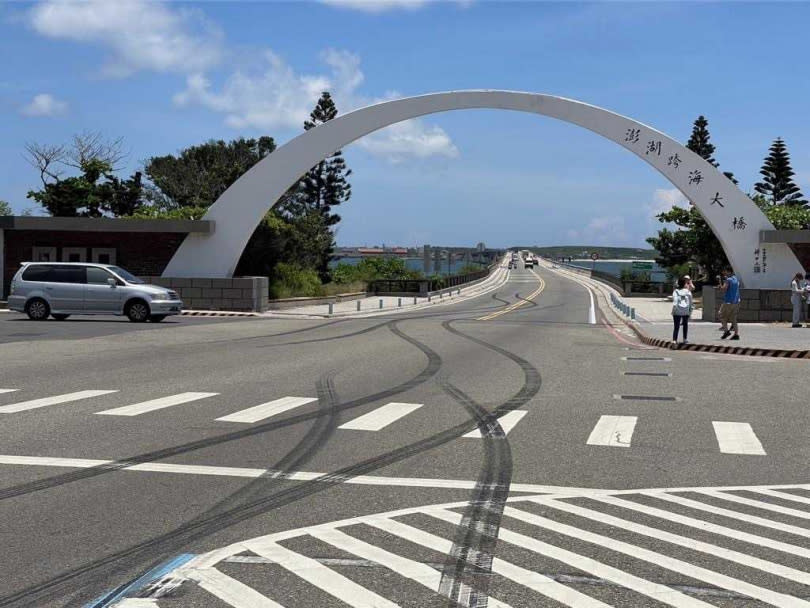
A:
[{"xmin": 109, "ymin": 266, "xmax": 145, "ymax": 284}]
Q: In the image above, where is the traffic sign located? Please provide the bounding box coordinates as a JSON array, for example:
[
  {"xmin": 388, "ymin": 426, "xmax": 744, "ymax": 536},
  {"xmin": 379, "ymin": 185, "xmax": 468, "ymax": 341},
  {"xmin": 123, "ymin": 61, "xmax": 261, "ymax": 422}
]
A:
[{"xmin": 590, "ymin": 252, "xmax": 599, "ymax": 261}]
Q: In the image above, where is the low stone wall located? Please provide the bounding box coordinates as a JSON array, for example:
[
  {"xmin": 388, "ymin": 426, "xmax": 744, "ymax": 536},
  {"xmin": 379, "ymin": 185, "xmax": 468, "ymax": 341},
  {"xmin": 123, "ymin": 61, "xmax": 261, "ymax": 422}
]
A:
[
  {"xmin": 267, "ymin": 292, "xmax": 366, "ymax": 310},
  {"xmin": 143, "ymin": 276, "xmax": 269, "ymax": 312},
  {"xmin": 703, "ymin": 287, "xmax": 793, "ymax": 323}
]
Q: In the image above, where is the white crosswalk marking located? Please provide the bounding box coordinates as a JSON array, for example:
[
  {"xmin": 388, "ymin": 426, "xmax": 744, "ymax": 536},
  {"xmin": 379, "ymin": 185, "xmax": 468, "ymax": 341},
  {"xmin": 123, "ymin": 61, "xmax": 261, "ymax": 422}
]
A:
[
  {"xmin": 0, "ymin": 390, "xmax": 118, "ymax": 413},
  {"xmin": 95, "ymin": 392, "xmax": 219, "ymax": 416},
  {"xmin": 338, "ymin": 402, "xmax": 422, "ymax": 431},
  {"xmin": 462, "ymin": 410, "xmax": 527, "ymax": 438},
  {"xmin": 586, "ymin": 415, "xmax": 637, "ymax": 447},
  {"xmin": 216, "ymin": 396, "xmax": 317, "ymax": 424},
  {"xmin": 712, "ymin": 421, "xmax": 766, "ymax": 455},
  {"xmin": 137, "ymin": 483, "xmax": 810, "ymax": 607},
  {"xmin": 244, "ymin": 538, "xmax": 400, "ymax": 608},
  {"xmin": 182, "ymin": 567, "xmax": 284, "ymax": 608},
  {"xmin": 0, "ymin": 389, "xmax": 18, "ymax": 394}
]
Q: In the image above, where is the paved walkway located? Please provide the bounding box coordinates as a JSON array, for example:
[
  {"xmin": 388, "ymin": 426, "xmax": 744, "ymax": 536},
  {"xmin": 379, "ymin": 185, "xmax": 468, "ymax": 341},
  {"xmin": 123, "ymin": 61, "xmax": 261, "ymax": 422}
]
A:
[{"xmin": 632, "ymin": 295, "xmax": 810, "ymax": 352}]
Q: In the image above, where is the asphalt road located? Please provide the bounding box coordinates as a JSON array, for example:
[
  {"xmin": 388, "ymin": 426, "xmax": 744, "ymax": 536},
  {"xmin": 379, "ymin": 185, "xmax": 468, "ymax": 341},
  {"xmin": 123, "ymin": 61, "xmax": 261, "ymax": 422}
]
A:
[{"xmin": 1, "ymin": 264, "xmax": 809, "ymax": 607}]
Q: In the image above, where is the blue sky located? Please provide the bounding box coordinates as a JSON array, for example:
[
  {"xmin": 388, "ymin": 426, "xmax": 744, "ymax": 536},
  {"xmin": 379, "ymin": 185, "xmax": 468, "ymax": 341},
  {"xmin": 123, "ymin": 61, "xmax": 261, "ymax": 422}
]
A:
[{"xmin": 2, "ymin": 1, "xmax": 809, "ymax": 249}]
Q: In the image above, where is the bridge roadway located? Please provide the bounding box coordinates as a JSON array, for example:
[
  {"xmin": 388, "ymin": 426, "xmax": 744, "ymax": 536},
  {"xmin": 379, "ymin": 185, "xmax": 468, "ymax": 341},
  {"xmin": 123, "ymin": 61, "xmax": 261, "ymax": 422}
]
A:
[{"xmin": 0, "ymin": 264, "xmax": 809, "ymax": 607}]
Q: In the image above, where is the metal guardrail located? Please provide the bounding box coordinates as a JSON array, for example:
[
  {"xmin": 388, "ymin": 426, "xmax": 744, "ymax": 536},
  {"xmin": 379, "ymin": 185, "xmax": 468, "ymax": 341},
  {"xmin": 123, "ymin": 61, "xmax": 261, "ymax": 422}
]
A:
[
  {"xmin": 367, "ymin": 266, "xmax": 492, "ymax": 296},
  {"xmin": 610, "ymin": 292, "xmax": 636, "ymax": 320}
]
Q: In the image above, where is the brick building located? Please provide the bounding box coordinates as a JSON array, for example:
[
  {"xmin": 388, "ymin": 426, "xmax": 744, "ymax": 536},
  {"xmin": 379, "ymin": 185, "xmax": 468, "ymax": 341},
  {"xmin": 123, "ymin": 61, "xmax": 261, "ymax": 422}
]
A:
[{"xmin": 0, "ymin": 216, "xmax": 212, "ymax": 298}]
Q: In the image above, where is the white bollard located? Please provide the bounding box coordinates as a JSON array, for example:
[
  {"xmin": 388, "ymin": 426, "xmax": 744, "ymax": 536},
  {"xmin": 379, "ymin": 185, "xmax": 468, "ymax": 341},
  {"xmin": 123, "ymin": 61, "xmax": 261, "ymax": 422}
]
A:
[
  {"xmin": 328, "ymin": 302, "xmax": 334, "ymax": 315},
  {"xmin": 379, "ymin": 299, "xmax": 383, "ymax": 309},
  {"xmin": 356, "ymin": 300, "xmax": 361, "ymax": 311},
  {"xmin": 398, "ymin": 298, "xmax": 402, "ymax": 307},
  {"xmin": 413, "ymin": 296, "xmax": 417, "ymax": 305}
]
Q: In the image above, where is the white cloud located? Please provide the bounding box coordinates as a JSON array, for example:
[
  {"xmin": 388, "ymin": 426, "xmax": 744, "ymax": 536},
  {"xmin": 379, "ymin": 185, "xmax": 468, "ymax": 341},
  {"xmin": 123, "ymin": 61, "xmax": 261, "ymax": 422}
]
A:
[
  {"xmin": 20, "ymin": 93, "xmax": 67, "ymax": 117},
  {"xmin": 567, "ymin": 216, "xmax": 629, "ymax": 246},
  {"xmin": 28, "ymin": 0, "xmax": 223, "ymax": 77},
  {"xmin": 174, "ymin": 48, "xmax": 458, "ymax": 161},
  {"xmin": 649, "ymin": 187, "xmax": 688, "ymax": 216},
  {"xmin": 319, "ymin": 0, "xmax": 466, "ymax": 12}
]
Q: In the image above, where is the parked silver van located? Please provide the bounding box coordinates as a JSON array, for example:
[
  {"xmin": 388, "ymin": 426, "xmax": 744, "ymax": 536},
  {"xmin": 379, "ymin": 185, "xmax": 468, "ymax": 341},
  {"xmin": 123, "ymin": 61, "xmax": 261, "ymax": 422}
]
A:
[{"xmin": 7, "ymin": 262, "xmax": 183, "ymax": 322}]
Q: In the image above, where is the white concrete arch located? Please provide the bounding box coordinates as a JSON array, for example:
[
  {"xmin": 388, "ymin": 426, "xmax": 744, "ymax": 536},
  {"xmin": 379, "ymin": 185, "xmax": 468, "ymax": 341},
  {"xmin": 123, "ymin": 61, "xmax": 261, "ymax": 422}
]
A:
[{"xmin": 163, "ymin": 90, "xmax": 799, "ymax": 288}]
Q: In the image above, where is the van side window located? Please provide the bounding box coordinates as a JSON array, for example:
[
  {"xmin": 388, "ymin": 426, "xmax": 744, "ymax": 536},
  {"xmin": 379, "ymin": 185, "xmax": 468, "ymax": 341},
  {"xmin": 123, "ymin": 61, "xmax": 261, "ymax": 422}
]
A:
[
  {"xmin": 21, "ymin": 265, "xmax": 54, "ymax": 282},
  {"xmin": 87, "ymin": 267, "xmax": 114, "ymax": 285},
  {"xmin": 51, "ymin": 266, "xmax": 86, "ymax": 284}
]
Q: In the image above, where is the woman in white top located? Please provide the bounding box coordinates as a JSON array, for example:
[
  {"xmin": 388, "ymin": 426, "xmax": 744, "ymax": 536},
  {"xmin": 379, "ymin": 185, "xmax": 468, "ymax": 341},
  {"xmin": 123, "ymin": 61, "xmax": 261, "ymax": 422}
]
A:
[
  {"xmin": 683, "ymin": 274, "xmax": 695, "ymax": 292},
  {"xmin": 672, "ymin": 276, "xmax": 693, "ymax": 344},
  {"xmin": 790, "ymin": 272, "xmax": 804, "ymax": 327}
]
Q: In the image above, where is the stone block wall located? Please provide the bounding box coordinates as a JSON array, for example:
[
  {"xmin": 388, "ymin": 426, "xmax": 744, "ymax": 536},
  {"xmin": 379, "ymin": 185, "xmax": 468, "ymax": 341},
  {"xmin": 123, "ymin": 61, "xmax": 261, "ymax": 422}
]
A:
[
  {"xmin": 143, "ymin": 276, "xmax": 269, "ymax": 312},
  {"xmin": 702, "ymin": 287, "xmax": 793, "ymax": 323}
]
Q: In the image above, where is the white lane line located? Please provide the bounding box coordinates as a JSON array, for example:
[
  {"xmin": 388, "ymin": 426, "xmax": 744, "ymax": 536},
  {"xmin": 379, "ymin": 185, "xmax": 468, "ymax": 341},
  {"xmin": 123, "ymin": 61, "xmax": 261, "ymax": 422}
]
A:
[
  {"xmin": 114, "ymin": 600, "xmax": 159, "ymax": 607},
  {"xmin": 647, "ymin": 492, "xmax": 810, "ymax": 539},
  {"xmin": 368, "ymin": 518, "xmax": 607, "ymax": 608},
  {"xmin": 712, "ymin": 422, "xmax": 766, "ymax": 455},
  {"xmin": 591, "ymin": 495, "xmax": 810, "ymax": 560},
  {"xmin": 95, "ymin": 392, "xmax": 219, "ymax": 417},
  {"xmin": 0, "ymin": 390, "xmax": 118, "ymax": 414},
  {"xmin": 338, "ymin": 402, "xmax": 423, "ymax": 431},
  {"xmin": 462, "ymin": 410, "xmax": 527, "ymax": 438},
  {"xmin": 423, "ymin": 511, "xmax": 710, "ymax": 608},
  {"xmin": 527, "ymin": 496, "xmax": 810, "ymax": 585},
  {"xmin": 182, "ymin": 567, "xmax": 284, "ymax": 608},
  {"xmin": 586, "ymin": 415, "xmax": 637, "ymax": 448},
  {"xmin": 501, "ymin": 505, "xmax": 810, "ymax": 607},
  {"xmin": 216, "ymin": 396, "xmax": 317, "ymax": 424},
  {"xmin": 126, "ymin": 463, "xmax": 266, "ymax": 478},
  {"xmin": 0, "ymin": 389, "xmax": 18, "ymax": 394},
  {"xmin": 0, "ymin": 455, "xmax": 111, "ymax": 468},
  {"xmin": 244, "ymin": 538, "xmax": 400, "ymax": 608},
  {"xmin": 699, "ymin": 490, "xmax": 810, "ymax": 520}
]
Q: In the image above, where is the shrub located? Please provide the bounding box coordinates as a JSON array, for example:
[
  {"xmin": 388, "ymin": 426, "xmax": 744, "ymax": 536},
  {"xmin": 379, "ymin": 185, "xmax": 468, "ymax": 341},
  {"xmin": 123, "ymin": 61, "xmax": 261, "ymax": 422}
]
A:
[{"xmin": 269, "ymin": 262, "xmax": 324, "ymax": 299}]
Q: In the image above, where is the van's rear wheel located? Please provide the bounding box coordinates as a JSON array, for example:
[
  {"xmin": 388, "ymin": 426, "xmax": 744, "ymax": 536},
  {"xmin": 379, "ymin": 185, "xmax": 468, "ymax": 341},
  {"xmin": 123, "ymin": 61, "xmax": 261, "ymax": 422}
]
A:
[
  {"xmin": 52, "ymin": 314, "xmax": 70, "ymax": 321},
  {"xmin": 125, "ymin": 300, "xmax": 150, "ymax": 323},
  {"xmin": 26, "ymin": 298, "xmax": 50, "ymax": 321}
]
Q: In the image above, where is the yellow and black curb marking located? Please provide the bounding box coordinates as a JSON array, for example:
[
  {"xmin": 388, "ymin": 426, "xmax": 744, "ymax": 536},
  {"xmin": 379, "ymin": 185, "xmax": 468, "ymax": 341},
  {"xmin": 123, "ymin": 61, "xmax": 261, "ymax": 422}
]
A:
[
  {"xmin": 180, "ymin": 310, "xmax": 259, "ymax": 317},
  {"xmin": 477, "ymin": 271, "xmax": 545, "ymax": 321}
]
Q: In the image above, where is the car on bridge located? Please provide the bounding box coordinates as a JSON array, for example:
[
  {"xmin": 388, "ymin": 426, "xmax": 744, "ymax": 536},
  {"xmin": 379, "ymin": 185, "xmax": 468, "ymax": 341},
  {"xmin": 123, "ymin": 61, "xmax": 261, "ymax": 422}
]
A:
[{"xmin": 7, "ymin": 262, "xmax": 183, "ymax": 323}]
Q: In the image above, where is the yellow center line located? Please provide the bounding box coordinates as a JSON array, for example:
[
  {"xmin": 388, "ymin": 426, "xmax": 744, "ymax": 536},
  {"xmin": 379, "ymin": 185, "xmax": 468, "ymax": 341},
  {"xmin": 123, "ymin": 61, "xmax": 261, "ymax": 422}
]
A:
[{"xmin": 477, "ymin": 269, "xmax": 545, "ymax": 321}]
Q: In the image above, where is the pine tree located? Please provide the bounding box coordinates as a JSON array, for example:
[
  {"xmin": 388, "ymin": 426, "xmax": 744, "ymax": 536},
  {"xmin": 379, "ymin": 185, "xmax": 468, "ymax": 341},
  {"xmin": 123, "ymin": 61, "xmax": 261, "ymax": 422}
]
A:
[
  {"xmin": 295, "ymin": 91, "xmax": 353, "ymax": 280},
  {"xmin": 754, "ymin": 138, "xmax": 807, "ymax": 207},
  {"xmin": 685, "ymin": 115, "xmax": 737, "ymax": 184}
]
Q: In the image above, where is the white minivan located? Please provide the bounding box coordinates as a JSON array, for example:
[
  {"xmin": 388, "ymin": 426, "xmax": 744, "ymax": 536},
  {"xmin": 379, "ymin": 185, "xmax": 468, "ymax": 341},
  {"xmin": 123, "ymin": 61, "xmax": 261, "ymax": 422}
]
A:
[{"xmin": 7, "ymin": 262, "xmax": 183, "ymax": 322}]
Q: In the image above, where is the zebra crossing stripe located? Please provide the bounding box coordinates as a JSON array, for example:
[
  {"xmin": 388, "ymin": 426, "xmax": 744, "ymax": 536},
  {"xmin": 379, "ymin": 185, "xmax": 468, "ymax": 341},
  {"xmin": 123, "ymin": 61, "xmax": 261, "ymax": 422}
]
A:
[
  {"xmin": 338, "ymin": 402, "xmax": 423, "ymax": 431},
  {"xmin": 590, "ymin": 495, "xmax": 810, "ymax": 559},
  {"xmin": 182, "ymin": 567, "xmax": 283, "ymax": 608},
  {"xmin": 0, "ymin": 389, "xmax": 18, "ymax": 394},
  {"xmin": 0, "ymin": 390, "xmax": 118, "ymax": 413},
  {"xmin": 645, "ymin": 492, "xmax": 810, "ymax": 539},
  {"xmin": 243, "ymin": 538, "xmax": 400, "ymax": 608},
  {"xmin": 501, "ymin": 505, "xmax": 810, "ymax": 607},
  {"xmin": 426, "ymin": 510, "xmax": 712, "ymax": 608},
  {"xmin": 367, "ymin": 517, "xmax": 608, "ymax": 608},
  {"xmin": 216, "ymin": 396, "xmax": 317, "ymax": 424},
  {"xmin": 698, "ymin": 490, "xmax": 810, "ymax": 520},
  {"xmin": 526, "ymin": 496, "xmax": 810, "ymax": 585},
  {"xmin": 712, "ymin": 421, "xmax": 766, "ymax": 455},
  {"xmin": 586, "ymin": 415, "xmax": 637, "ymax": 447},
  {"xmin": 462, "ymin": 410, "xmax": 527, "ymax": 438},
  {"xmin": 112, "ymin": 600, "xmax": 158, "ymax": 607},
  {"xmin": 747, "ymin": 488, "xmax": 810, "ymax": 506},
  {"xmin": 95, "ymin": 392, "xmax": 219, "ymax": 416}
]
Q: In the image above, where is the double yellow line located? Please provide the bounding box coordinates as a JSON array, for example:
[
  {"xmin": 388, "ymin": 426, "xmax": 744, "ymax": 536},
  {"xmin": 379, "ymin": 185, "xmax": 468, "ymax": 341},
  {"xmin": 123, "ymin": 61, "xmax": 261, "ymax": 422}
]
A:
[{"xmin": 477, "ymin": 269, "xmax": 546, "ymax": 321}]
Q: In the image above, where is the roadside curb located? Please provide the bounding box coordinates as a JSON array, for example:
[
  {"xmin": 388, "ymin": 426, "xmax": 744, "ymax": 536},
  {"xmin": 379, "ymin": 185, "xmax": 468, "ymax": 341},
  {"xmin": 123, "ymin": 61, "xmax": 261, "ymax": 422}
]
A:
[{"xmin": 180, "ymin": 310, "xmax": 259, "ymax": 317}]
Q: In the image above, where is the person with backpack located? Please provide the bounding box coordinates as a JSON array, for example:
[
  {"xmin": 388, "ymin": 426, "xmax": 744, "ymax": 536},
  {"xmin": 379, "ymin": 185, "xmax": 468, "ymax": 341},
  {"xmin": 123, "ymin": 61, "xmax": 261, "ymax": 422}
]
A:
[{"xmin": 672, "ymin": 276, "xmax": 693, "ymax": 344}]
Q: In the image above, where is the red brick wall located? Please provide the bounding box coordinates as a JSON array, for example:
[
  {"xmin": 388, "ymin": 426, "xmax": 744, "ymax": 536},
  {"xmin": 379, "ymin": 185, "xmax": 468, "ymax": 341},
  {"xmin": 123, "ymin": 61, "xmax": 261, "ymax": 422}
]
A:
[{"xmin": 3, "ymin": 230, "xmax": 187, "ymax": 297}]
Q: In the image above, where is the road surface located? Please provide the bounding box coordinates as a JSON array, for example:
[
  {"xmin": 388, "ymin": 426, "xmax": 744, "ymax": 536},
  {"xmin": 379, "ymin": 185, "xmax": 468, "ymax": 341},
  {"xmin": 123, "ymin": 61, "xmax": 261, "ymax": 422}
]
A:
[{"xmin": 1, "ymin": 264, "xmax": 808, "ymax": 607}]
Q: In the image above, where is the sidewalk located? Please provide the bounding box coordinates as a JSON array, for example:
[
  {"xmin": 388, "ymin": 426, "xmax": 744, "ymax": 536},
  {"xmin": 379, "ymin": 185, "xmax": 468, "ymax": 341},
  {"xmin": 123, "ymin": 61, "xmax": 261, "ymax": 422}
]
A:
[{"xmin": 631, "ymin": 296, "xmax": 810, "ymax": 355}]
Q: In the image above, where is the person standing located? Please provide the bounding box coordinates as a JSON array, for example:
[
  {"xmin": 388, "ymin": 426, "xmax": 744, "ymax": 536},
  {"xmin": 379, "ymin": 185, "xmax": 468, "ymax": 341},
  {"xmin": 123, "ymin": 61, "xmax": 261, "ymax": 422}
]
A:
[
  {"xmin": 672, "ymin": 277, "xmax": 693, "ymax": 344},
  {"xmin": 804, "ymin": 273, "xmax": 810, "ymax": 326},
  {"xmin": 720, "ymin": 267, "xmax": 741, "ymax": 340},
  {"xmin": 791, "ymin": 272, "xmax": 805, "ymax": 328},
  {"xmin": 683, "ymin": 274, "xmax": 695, "ymax": 292}
]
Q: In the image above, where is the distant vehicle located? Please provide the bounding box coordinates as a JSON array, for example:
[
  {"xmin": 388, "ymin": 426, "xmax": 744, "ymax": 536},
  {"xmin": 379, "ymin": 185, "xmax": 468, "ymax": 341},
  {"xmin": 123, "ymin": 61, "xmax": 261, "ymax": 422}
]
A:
[
  {"xmin": 524, "ymin": 259, "xmax": 533, "ymax": 269},
  {"xmin": 7, "ymin": 262, "xmax": 183, "ymax": 322}
]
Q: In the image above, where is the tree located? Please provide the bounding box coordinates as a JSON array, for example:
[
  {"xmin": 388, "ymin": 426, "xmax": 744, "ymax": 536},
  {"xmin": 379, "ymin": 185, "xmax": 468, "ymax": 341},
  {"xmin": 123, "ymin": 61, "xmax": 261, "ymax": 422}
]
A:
[
  {"xmin": 285, "ymin": 92, "xmax": 352, "ymax": 281},
  {"xmin": 144, "ymin": 136, "xmax": 276, "ymax": 209},
  {"xmin": 646, "ymin": 205, "xmax": 729, "ymax": 281},
  {"xmin": 754, "ymin": 138, "xmax": 807, "ymax": 207},
  {"xmin": 0, "ymin": 200, "xmax": 11, "ymax": 216},
  {"xmin": 24, "ymin": 134, "xmax": 142, "ymax": 217},
  {"xmin": 686, "ymin": 115, "xmax": 737, "ymax": 184}
]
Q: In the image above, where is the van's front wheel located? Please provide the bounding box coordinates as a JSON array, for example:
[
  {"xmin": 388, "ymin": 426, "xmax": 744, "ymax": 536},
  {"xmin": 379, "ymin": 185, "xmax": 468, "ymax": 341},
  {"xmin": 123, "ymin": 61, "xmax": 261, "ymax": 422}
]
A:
[
  {"xmin": 26, "ymin": 298, "xmax": 50, "ymax": 321},
  {"xmin": 125, "ymin": 299, "xmax": 150, "ymax": 323}
]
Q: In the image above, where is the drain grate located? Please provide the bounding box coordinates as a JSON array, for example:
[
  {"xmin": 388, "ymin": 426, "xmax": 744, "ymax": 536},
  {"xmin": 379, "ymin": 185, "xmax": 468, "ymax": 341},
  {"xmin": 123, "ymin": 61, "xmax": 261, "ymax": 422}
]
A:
[
  {"xmin": 613, "ymin": 394, "xmax": 679, "ymax": 401},
  {"xmin": 623, "ymin": 372, "xmax": 672, "ymax": 377}
]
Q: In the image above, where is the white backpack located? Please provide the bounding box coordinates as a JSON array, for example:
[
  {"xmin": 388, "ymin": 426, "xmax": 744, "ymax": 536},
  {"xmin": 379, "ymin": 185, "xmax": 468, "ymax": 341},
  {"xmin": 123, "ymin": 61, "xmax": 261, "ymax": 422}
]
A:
[{"xmin": 673, "ymin": 289, "xmax": 691, "ymax": 315}]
